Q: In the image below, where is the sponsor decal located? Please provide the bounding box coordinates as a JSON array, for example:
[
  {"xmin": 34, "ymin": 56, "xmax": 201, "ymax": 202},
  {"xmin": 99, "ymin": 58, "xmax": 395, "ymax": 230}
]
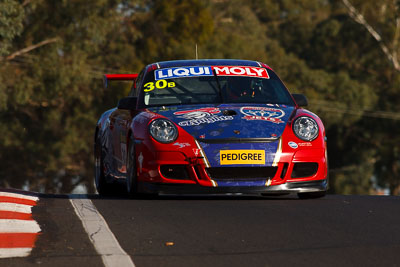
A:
[
  {"xmin": 178, "ymin": 116, "xmax": 233, "ymax": 126},
  {"xmin": 288, "ymin": 141, "xmax": 298, "ymax": 149},
  {"xmin": 138, "ymin": 152, "xmax": 144, "ymax": 173},
  {"xmin": 173, "ymin": 142, "xmax": 191, "ymax": 148},
  {"xmin": 240, "ymin": 106, "xmax": 285, "ymax": 124},
  {"xmin": 155, "ymin": 66, "xmax": 269, "ymax": 80},
  {"xmin": 220, "ymin": 150, "xmax": 265, "ymax": 165},
  {"xmin": 266, "ymin": 103, "xmax": 281, "ymax": 107},
  {"xmin": 298, "ymin": 142, "xmax": 312, "ymax": 147},
  {"xmin": 212, "ymin": 66, "xmax": 269, "ymax": 78},
  {"xmin": 174, "ymin": 107, "xmax": 221, "ymax": 119},
  {"xmin": 174, "ymin": 108, "xmax": 233, "ymax": 127},
  {"xmin": 210, "ymin": 131, "xmax": 220, "ymax": 136},
  {"xmin": 192, "ymin": 148, "xmax": 200, "ymax": 156},
  {"xmin": 155, "ymin": 66, "xmax": 212, "ymax": 80}
]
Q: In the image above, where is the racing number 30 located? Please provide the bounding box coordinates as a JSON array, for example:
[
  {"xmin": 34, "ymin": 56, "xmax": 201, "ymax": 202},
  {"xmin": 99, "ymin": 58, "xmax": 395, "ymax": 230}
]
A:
[{"xmin": 144, "ymin": 80, "xmax": 175, "ymax": 92}]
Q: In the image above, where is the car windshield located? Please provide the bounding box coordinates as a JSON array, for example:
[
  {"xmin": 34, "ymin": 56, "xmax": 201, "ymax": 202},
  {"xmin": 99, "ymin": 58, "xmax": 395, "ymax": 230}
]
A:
[{"xmin": 140, "ymin": 66, "xmax": 295, "ymax": 106}]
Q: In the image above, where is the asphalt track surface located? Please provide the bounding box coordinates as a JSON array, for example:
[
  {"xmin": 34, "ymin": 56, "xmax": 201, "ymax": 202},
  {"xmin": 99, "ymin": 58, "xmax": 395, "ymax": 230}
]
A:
[{"xmin": 1, "ymin": 192, "xmax": 400, "ymax": 267}]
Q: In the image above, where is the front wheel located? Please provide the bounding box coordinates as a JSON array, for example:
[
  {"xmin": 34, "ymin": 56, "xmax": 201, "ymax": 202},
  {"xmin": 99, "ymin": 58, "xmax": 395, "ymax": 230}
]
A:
[
  {"xmin": 297, "ymin": 191, "xmax": 326, "ymax": 199},
  {"xmin": 126, "ymin": 138, "xmax": 138, "ymax": 197}
]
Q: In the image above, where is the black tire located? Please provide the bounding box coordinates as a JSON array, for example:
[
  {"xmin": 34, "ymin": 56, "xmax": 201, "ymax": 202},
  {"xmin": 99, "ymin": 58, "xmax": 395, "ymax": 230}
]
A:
[
  {"xmin": 126, "ymin": 138, "xmax": 138, "ymax": 197},
  {"xmin": 297, "ymin": 191, "xmax": 327, "ymax": 199},
  {"xmin": 94, "ymin": 138, "xmax": 115, "ymax": 196}
]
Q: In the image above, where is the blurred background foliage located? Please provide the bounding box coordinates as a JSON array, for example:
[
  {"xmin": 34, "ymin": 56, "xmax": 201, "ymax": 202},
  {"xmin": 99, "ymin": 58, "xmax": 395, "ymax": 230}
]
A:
[{"xmin": 0, "ymin": 0, "xmax": 399, "ymax": 194}]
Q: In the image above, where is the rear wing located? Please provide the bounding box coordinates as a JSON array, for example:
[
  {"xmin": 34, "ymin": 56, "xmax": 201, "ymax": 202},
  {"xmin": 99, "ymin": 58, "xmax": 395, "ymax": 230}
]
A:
[{"xmin": 103, "ymin": 74, "xmax": 138, "ymax": 89}]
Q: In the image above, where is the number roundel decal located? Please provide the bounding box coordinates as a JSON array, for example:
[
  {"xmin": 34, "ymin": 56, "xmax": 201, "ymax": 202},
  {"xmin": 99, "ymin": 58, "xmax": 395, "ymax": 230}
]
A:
[{"xmin": 144, "ymin": 80, "xmax": 175, "ymax": 92}]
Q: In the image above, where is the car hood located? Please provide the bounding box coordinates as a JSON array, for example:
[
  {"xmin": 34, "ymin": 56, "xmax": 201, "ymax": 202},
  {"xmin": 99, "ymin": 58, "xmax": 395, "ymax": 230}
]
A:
[{"xmin": 148, "ymin": 103, "xmax": 295, "ymax": 140}]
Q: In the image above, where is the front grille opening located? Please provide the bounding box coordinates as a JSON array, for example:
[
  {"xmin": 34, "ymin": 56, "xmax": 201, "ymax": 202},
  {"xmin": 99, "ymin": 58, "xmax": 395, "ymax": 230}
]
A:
[
  {"xmin": 193, "ymin": 165, "xmax": 205, "ymax": 180},
  {"xmin": 280, "ymin": 163, "xmax": 289, "ymax": 179},
  {"xmin": 291, "ymin": 163, "xmax": 318, "ymax": 178},
  {"xmin": 160, "ymin": 165, "xmax": 190, "ymax": 180},
  {"xmin": 206, "ymin": 167, "xmax": 278, "ymax": 180}
]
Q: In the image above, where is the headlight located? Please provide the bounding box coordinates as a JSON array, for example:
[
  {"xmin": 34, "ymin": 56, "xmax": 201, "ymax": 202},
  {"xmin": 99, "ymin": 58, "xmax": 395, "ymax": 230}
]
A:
[
  {"xmin": 149, "ymin": 118, "xmax": 178, "ymax": 143},
  {"xmin": 293, "ymin": 116, "xmax": 319, "ymax": 141}
]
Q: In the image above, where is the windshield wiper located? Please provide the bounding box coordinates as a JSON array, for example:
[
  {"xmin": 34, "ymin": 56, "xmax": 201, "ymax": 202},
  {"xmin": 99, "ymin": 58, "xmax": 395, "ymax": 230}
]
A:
[{"xmin": 213, "ymin": 69, "xmax": 224, "ymax": 103}]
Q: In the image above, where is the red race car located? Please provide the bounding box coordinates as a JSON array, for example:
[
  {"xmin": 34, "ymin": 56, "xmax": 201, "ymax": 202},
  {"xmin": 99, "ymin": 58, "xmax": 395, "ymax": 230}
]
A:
[{"xmin": 94, "ymin": 59, "xmax": 328, "ymax": 198}]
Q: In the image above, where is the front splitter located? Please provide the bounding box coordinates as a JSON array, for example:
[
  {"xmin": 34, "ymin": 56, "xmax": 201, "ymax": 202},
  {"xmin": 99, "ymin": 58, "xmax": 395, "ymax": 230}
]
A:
[{"xmin": 138, "ymin": 179, "xmax": 328, "ymax": 195}]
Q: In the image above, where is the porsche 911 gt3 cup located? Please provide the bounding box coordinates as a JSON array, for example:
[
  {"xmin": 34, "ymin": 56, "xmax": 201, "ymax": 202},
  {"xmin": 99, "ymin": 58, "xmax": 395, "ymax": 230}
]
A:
[{"xmin": 94, "ymin": 59, "xmax": 328, "ymax": 198}]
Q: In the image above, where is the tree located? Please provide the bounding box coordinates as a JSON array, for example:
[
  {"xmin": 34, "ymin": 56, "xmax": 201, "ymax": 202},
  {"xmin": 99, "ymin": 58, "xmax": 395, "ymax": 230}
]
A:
[
  {"xmin": 0, "ymin": 0, "xmax": 24, "ymax": 57},
  {"xmin": 135, "ymin": 0, "xmax": 214, "ymax": 62},
  {"xmin": 342, "ymin": 0, "xmax": 400, "ymax": 72},
  {"xmin": 0, "ymin": 0, "xmax": 130, "ymax": 193},
  {"xmin": 337, "ymin": 0, "xmax": 400, "ymax": 194}
]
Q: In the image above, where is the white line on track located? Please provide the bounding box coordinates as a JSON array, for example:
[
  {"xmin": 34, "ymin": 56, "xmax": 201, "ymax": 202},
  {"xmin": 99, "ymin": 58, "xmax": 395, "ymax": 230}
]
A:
[
  {"xmin": 0, "ymin": 203, "xmax": 34, "ymax": 214},
  {"xmin": 69, "ymin": 196, "xmax": 135, "ymax": 267}
]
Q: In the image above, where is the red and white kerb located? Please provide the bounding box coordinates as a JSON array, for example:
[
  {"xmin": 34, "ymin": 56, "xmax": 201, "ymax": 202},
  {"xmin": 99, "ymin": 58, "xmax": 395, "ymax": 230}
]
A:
[{"xmin": 0, "ymin": 191, "xmax": 40, "ymax": 258}]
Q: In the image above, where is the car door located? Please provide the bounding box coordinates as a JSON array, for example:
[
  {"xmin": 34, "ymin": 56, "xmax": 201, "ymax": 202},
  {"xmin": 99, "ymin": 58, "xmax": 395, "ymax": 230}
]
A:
[
  {"xmin": 108, "ymin": 70, "xmax": 144, "ymax": 177},
  {"xmin": 108, "ymin": 109, "xmax": 131, "ymax": 176}
]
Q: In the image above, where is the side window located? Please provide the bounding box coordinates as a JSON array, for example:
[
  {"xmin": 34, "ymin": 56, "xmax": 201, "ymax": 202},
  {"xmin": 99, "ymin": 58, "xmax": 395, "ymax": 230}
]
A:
[{"xmin": 130, "ymin": 70, "xmax": 145, "ymax": 96}]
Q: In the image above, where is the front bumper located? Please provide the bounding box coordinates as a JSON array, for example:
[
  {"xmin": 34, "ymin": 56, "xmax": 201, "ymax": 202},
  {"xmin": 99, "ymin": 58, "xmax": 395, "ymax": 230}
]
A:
[
  {"xmin": 138, "ymin": 178, "xmax": 328, "ymax": 195},
  {"xmin": 136, "ymin": 137, "xmax": 328, "ymax": 193}
]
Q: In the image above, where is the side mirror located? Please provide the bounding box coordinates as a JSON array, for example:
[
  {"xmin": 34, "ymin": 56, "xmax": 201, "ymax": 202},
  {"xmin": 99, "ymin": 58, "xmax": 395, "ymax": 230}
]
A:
[
  {"xmin": 292, "ymin": 94, "xmax": 308, "ymax": 107},
  {"xmin": 117, "ymin": 96, "xmax": 137, "ymax": 110}
]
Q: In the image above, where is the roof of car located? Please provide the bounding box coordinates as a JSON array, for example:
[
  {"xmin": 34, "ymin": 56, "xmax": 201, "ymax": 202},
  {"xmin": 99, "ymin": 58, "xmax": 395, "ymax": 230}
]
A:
[{"xmin": 157, "ymin": 59, "xmax": 263, "ymax": 69}]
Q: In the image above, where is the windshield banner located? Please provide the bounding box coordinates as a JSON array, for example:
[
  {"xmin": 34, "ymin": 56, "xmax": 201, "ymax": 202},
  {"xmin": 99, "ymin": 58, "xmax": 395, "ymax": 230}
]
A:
[{"xmin": 155, "ymin": 66, "xmax": 269, "ymax": 80}]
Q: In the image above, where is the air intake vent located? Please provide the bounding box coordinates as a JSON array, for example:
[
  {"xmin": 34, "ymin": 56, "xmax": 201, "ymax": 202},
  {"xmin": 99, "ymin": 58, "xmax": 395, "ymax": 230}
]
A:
[
  {"xmin": 291, "ymin": 163, "xmax": 318, "ymax": 178},
  {"xmin": 160, "ymin": 165, "xmax": 190, "ymax": 180},
  {"xmin": 206, "ymin": 167, "xmax": 278, "ymax": 180}
]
